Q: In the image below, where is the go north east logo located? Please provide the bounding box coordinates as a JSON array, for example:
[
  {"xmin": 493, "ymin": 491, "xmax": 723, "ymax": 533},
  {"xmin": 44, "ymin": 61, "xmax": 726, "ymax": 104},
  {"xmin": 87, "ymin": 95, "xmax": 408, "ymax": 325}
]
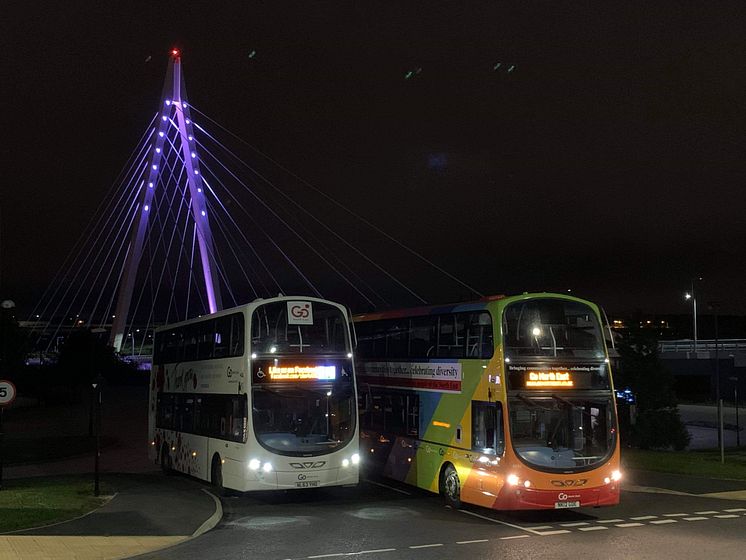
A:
[
  {"xmin": 287, "ymin": 301, "xmax": 314, "ymax": 325},
  {"xmin": 289, "ymin": 462, "xmax": 326, "ymax": 469},
  {"xmin": 551, "ymin": 479, "xmax": 588, "ymax": 487}
]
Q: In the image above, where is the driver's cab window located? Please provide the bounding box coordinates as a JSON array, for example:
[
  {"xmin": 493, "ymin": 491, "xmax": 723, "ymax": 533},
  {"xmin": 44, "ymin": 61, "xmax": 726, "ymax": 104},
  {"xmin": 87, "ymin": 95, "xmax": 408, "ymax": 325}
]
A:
[{"xmin": 472, "ymin": 401, "xmax": 504, "ymax": 456}]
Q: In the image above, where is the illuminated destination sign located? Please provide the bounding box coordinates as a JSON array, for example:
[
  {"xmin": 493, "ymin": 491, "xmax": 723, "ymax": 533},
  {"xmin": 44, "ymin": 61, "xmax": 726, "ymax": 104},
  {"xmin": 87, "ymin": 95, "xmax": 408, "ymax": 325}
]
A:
[
  {"xmin": 525, "ymin": 370, "xmax": 574, "ymax": 388},
  {"xmin": 506, "ymin": 363, "xmax": 604, "ymax": 390},
  {"xmin": 267, "ymin": 365, "xmax": 336, "ymax": 381}
]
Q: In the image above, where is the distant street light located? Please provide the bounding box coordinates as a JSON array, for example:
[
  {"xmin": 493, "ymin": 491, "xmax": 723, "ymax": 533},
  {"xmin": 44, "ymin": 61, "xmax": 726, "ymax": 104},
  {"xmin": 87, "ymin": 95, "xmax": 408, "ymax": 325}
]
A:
[{"xmin": 684, "ymin": 279, "xmax": 701, "ymax": 350}]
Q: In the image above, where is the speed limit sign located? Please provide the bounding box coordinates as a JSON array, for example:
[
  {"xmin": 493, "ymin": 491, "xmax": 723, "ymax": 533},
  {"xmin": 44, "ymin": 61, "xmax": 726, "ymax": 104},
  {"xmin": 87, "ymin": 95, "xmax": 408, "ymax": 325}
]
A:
[{"xmin": 0, "ymin": 380, "xmax": 16, "ymax": 406}]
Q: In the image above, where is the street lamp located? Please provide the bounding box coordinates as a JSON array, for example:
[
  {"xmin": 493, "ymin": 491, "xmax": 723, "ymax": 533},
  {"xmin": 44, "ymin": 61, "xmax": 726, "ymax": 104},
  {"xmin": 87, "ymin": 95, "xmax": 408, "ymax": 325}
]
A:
[
  {"xmin": 708, "ymin": 301, "xmax": 724, "ymax": 464},
  {"xmin": 684, "ymin": 277, "xmax": 702, "ymax": 351}
]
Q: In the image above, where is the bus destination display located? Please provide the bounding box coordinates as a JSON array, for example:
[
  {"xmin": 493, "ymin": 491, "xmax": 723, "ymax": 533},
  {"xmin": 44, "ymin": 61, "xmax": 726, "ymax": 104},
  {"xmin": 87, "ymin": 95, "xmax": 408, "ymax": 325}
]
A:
[{"xmin": 506, "ymin": 363, "xmax": 609, "ymax": 390}]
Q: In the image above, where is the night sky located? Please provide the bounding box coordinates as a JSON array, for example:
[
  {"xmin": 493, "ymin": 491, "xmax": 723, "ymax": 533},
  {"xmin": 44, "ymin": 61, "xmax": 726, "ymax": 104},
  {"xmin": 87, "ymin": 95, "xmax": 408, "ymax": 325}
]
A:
[{"xmin": 3, "ymin": 2, "xmax": 746, "ymax": 317}]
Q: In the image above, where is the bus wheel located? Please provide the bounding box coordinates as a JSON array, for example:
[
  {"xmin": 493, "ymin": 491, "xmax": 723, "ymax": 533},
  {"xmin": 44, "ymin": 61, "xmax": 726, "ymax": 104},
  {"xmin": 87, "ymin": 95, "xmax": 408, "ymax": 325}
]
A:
[
  {"xmin": 160, "ymin": 444, "xmax": 173, "ymax": 475},
  {"xmin": 441, "ymin": 464, "xmax": 461, "ymax": 509},
  {"xmin": 211, "ymin": 455, "xmax": 225, "ymax": 495}
]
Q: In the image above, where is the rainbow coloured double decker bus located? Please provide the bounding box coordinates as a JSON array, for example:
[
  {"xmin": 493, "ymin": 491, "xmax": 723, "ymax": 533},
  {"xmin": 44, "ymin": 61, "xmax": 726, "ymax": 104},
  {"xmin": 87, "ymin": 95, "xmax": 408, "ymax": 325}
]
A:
[{"xmin": 354, "ymin": 293, "xmax": 620, "ymax": 510}]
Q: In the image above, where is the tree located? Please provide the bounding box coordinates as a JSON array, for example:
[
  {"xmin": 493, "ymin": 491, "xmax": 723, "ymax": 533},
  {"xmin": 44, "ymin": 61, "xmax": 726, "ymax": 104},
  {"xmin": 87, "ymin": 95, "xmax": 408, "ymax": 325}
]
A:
[
  {"xmin": 617, "ymin": 327, "xmax": 690, "ymax": 450},
  {"xmin": 0, "ymin": 310, "xmax": 27, "ymax": 380}
]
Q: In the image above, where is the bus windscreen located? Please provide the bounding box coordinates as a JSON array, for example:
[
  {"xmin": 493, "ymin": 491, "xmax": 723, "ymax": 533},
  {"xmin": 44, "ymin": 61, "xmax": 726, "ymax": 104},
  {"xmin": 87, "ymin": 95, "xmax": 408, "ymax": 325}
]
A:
[{"xmin": 502, "ymin": 299, "xmax": 605, "ymax": 360}]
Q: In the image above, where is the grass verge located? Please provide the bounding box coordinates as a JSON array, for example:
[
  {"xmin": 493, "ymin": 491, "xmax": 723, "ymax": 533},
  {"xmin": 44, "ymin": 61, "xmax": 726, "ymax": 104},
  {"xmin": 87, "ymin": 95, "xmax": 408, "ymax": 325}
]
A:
[
  {"xmin": 0, "ymin": 476, "xmax": 111, "ymax": 533},
  {"xmin": 3, "ymin": 435, "xmax": 117, "ymax": 465},
  {"xmin": 622, "ymin": 447, "xmax": 746, "ymax": 480}
]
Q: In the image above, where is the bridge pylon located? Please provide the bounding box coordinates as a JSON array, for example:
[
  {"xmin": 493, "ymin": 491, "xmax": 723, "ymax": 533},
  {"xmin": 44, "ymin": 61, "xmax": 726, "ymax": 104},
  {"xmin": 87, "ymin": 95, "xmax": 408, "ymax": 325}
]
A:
[{"xmin": 110, "ymin": 49, "xmax": 223, "ymax": 351}]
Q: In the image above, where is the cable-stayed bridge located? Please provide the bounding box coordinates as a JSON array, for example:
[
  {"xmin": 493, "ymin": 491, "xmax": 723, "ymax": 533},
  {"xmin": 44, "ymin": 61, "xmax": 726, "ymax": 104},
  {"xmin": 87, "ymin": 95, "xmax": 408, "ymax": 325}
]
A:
[{"xmin": 27, "ymin": 50, "xmax": 481, "ymax": 359}]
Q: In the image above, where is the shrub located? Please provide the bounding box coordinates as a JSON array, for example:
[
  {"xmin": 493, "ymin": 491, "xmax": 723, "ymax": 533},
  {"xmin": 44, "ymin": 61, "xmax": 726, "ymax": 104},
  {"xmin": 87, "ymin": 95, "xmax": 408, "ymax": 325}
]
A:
[{"xmin": 633, "ymin": 407, "xmax": 691, "ymax": 451}]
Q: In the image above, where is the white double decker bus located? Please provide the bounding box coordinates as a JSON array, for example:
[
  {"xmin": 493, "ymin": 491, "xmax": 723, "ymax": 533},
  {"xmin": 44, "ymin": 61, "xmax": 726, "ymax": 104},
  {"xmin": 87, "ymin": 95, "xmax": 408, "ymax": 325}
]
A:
[{"xmin": 148, "ymin": 296, "xmax": 360, "ymax": 492}]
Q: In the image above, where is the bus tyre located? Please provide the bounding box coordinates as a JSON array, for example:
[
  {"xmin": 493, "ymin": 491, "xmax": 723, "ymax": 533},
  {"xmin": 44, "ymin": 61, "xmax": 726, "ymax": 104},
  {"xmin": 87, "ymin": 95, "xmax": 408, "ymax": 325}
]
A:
[
  {"xmin": 441, "ymin": 464, "xmax": 461, "ymax": 509},
  {"xmin": 211, "ymin": 455, "xmax": 226, "ymax": 496},
  {"xmin": 161, "ymin": 444, "xmax": 173, "ymax": 475}
]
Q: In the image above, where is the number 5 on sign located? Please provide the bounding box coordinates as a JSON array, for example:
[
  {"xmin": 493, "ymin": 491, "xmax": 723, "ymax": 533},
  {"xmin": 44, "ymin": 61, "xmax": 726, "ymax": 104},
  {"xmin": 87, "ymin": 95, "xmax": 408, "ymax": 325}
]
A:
[{"xmin": 0, "ymin": 380, "xmax": 16, "ymax": 406}]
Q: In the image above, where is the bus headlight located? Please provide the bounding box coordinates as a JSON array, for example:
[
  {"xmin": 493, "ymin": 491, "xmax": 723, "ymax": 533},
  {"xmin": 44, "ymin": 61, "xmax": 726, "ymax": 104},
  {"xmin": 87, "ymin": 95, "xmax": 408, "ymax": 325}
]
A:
[
  {"xmin": 342, "ymin": 459, "xmax": 350, "ymax": 468},
  {"xmin": 507, "ymin": 474, "xmax": 520, "ymax": 486},
  {"xmin": 263, "ymin": 462, "xmax": 273, "ymax": 473},
  {"xmin": 351, "ymin": 453, "xmax": 360, "ymax": 465},
  {"xmin": 611, "ymin": 470, "xmax": 622, "ymax": 482},
  {"xmin": 249, "ymin": 459, "xmax": 261, "ymax": 471}
]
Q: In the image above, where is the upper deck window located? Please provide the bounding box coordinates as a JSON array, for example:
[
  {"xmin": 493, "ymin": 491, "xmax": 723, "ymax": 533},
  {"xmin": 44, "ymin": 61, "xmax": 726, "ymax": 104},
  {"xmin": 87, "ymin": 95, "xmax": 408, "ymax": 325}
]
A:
[
  {"xmin": 356, "ymin": 312, "xmax": 493, "ymax": 360},
  {"xmin": 251, "ymin": 301, "xmax": 349, "ymax": 355},
  {"xmin": 502, "ymin": 299, "xmax": 604, "ymax": 360}
]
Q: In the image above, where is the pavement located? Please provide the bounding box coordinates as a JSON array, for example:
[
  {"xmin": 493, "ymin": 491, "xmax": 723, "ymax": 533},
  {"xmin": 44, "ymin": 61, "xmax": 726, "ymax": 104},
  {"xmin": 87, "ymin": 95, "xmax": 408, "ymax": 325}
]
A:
[
  {"xmin": 0, "ymin": 473, "xmax": 221, "ymax": 560},
  {"xmin": 679, "ymin": 403, "xmax": 744, "ymax": 449},
  {"xmin": 0, "ymin": 386, "xmax": 222, "ymax": 560}
]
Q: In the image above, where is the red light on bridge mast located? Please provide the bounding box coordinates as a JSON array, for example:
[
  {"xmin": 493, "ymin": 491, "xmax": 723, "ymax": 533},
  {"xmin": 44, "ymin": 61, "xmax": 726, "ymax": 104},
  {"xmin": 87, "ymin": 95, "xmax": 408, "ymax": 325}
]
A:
[{"xmin": 171, "ymin": 48, "xmax": 180, "ymax": 58}]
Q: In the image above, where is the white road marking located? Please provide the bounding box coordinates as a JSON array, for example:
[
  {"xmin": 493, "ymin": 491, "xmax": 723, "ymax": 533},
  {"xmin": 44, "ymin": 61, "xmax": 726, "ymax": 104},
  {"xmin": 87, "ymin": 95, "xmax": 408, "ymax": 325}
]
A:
[
  {"xmin": 694, "ymin": 511, "xmax": 719, "ymax": 515},
  {"xmin": 458, "ymin": 509, "xmax": 541, "ymax": 535},
  {"xmin": 596, "ymin": 518, "xmax": 624, "ymax": 524},
  {"xmin": 409, "ymin": 544, "xmax": 443, "ymax": 549},
  {"xmin": 650, "ymin": 519, "xmax": 678, "ymax": 525},
  {"xmin": 662, "ymin": 513, "xmax": 688, "ymax": 517},
  {"xmin": 578, "ymin": 526, "xmax": 608, "ymax": 532},
  {"xmin": 456, "ymin": 539, "xmax": 489, "ymax": 544},
  {"xmin": 308, "ymin": 554, "xmax": 346, "ymax": 559},
  {"xmin": 364, "ymin": 479, "xmax": 412, "ymax": 496},
  {"xmin": 683, "ymin": 517, "xmax": 708, "ymax": 521},
  {"xmin": 527, "ymin": 526, "xmax": 554, "ymax": 530},
  {"xmin": 724, "ymin": 508, "xmax": 746, "ymax": 513},
  {"xmin": 714, "ymin": 514, "xmax": 740, "ymax": 519},
  {"xmin": 535, "ymin": 530, "xmax": 571, "ymax": 536},
  {"xmin": 500, "ymin": 535, "xmax": 530, "ymax": 540},
  {"xmin": 630, "ymin": 515, "xmax": 658, "ymax": 521},
  {"xmin": 358, "ymin": 549, "xmax": 397, "ymax": 555},
  {"xmin": 560, "ymin": 522, "xmax": 590, "ymax": 527},
  {"xmin": 615, "ymin": 523, "xmax": 644, "ymax": 528}
]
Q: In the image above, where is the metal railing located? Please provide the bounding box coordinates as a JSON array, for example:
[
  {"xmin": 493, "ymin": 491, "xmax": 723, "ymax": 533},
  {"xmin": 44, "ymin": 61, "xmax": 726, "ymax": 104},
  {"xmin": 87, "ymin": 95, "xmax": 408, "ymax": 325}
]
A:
[{"xmin": 659, "ymin": 339, "xmax": 746, "ymax": 353}]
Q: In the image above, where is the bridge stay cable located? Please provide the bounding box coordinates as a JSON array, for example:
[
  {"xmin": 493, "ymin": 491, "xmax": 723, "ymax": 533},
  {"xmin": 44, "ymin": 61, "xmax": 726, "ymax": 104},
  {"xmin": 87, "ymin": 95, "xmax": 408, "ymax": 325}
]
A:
[
  {"xmin": 190, "ymin": 105, "xmax": 483, "ymax": 299},
  {"xmin": 27, "ymin": 115, "xmax": 157, "ymax": 323},
  {"xmin": 193, "ymin": 122, "xmax": 407, "ymax": 305},
  {"xmin": 33, "ymin": 150, "xmax": 151, "ymax": 337}
]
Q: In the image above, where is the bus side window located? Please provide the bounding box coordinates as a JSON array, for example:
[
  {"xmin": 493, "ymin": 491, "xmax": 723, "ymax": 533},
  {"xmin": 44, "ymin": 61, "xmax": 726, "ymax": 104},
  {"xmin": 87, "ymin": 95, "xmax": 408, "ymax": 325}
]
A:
[
  {"xmin": 214, "ymin": 316, "xmax": 231, "ymax": 358},
  {"xmin": 230, "ymin": 313, "xmax": 244, "ymax": 357}
]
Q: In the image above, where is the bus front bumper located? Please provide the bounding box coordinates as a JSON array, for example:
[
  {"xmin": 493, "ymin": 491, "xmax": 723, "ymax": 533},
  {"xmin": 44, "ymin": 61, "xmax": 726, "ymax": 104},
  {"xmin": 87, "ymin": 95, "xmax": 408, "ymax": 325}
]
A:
[
  {"xmin": 494, "ymin": 483, "xmax": 620, "ymax": 510},
  {"xmin": 237, "ymin": 466, "xmax": 359, "ymax": 491}
]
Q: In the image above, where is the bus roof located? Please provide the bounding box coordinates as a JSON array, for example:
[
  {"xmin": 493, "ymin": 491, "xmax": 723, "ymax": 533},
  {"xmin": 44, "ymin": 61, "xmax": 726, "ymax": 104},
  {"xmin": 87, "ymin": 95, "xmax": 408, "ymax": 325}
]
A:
[
  {"xmin": 353, "ymin": 294, "xmax": 505, "ymax": 323},
  {"xmin": 353, "ymin": 292, "xmax": 599, "ymax": 323}
]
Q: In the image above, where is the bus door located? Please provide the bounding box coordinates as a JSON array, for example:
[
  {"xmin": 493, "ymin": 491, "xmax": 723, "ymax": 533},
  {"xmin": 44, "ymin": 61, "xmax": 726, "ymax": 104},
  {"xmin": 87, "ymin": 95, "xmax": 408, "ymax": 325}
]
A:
[{"xmin": 466, "ymin": 401, "xmax": 505, "ymax": 502}]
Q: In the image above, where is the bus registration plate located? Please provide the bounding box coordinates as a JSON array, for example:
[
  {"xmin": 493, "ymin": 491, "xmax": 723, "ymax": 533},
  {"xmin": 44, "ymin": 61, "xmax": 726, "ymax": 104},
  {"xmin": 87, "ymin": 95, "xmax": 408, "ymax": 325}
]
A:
[
  {"xmin": 296, "ymin": 481, "xmax": 319, "ymax": 488},
  {"xmin": 554, "ymin": 501, "xmax": 580, "ymax": 509}
]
